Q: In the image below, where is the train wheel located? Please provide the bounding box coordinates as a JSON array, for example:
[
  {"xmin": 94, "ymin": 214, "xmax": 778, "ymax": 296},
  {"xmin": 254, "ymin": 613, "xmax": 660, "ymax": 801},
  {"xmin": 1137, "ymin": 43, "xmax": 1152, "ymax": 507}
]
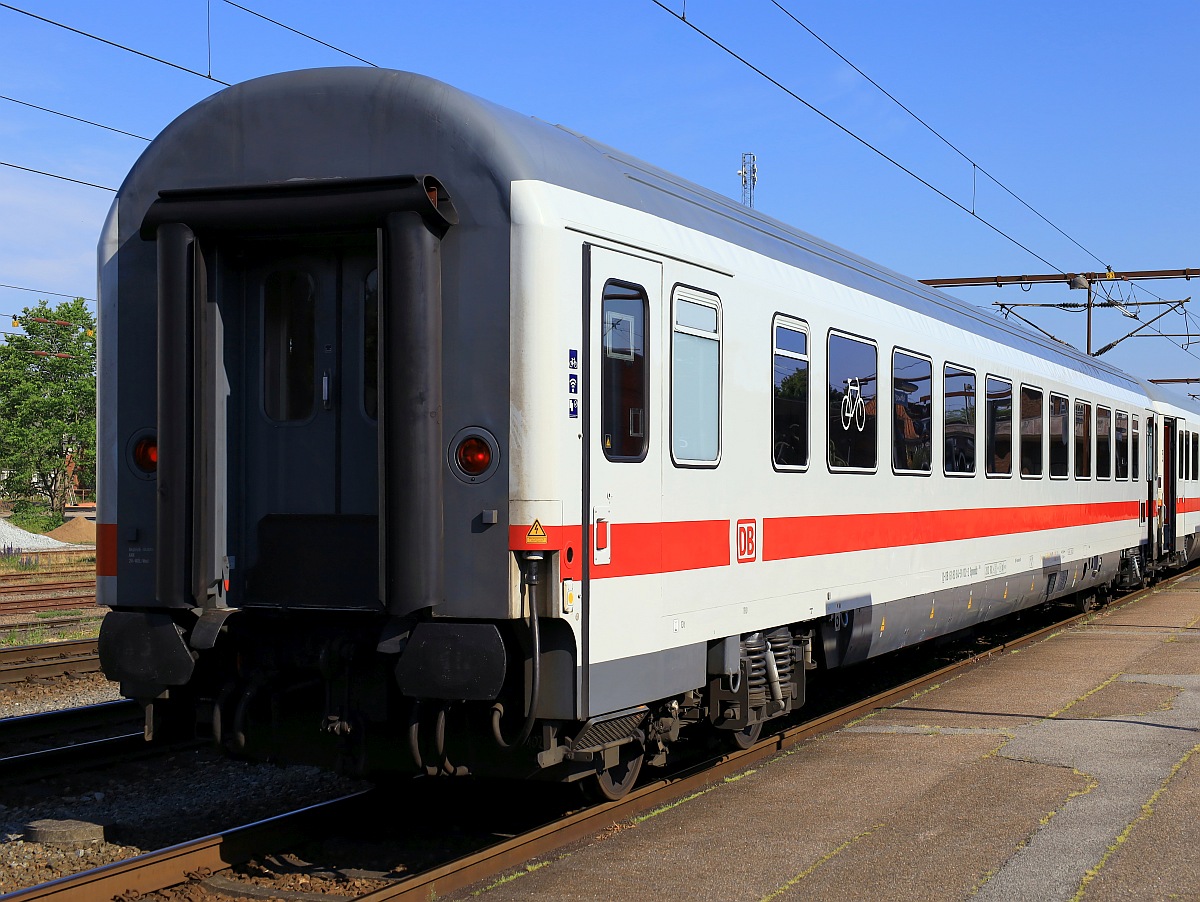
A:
[
  {"xmin": 586, "ymin": 746, "xmax": 645, "ymax": 802},
  {"xmin": 728, "ymin": 719, "xmax": 763, "ymax": 750}
]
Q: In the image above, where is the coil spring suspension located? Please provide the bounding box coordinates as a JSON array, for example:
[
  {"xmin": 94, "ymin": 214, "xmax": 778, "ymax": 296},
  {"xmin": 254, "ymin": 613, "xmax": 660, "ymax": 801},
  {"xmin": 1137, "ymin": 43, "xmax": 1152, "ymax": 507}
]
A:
[{"xmin": 742, "ymin": 629, "xmax": 795, "ymax": 712}]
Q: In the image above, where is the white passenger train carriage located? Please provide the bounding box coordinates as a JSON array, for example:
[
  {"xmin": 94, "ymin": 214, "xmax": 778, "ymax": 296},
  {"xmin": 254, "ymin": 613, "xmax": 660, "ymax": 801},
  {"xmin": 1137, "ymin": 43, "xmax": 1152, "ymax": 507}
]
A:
[{"xmin": 97, "ymin": 68, "xmax": 1199, "ymax": 797}]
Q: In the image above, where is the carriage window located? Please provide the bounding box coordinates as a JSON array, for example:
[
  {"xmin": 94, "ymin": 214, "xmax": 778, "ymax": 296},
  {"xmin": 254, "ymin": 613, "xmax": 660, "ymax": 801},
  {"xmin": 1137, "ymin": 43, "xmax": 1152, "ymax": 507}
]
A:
[
  {"xmin": 772, "ymin": 318, "xmax": 809, "ymax": 469},
  {"xmin": 944, "ymin": 364, "xmax": 976, "ymax": 476},
  {"xmin": 1181, "ymin": 432, "xmax": 1188, "ymax": 481},
  {"xmin": 1075, "ymin": 401, "xmax": 1092, "ymax": 479},
  {"xmin": 1096, "ymin": 406, "xmax": 1112, "ymax": 479},
  {"xmin": 986, "ymin": 376, "xmax": 1013, "ymax": 476},
  {"xmin": 263, "ymin": 270, "xmax": 316, "ymax": 422},
  {"xmin": 1020, "ymin": 386, "xmax": 1043, "ymax": 477},
  {"xmin": 672, "ymin": 294, "xmax": 721, "ymax": 464},
  {"xmin": 1132, "ymin": 416, "xmax": 1140, "ymax": 480},
  {"xmin": 892, "ymin": 350, "xmax": 932, "ymax": 474},
  {"xmin": 601, "ymin": 280, "xmax": 649, "ymax": 462},
  {"xmin": 1115, "ymin": 411, "xmax": 1129, "ymax": 480},
  {"xmin": 1050, "ymin": 393, "xmax": 1069, "ymax": 478},
  {"xmin": 827, "ymin": 332, "xmax": 877, "ymax": 471},
  {"xmin": 364, "ymin": 269, "xmax": 378, "ymax": 420}
]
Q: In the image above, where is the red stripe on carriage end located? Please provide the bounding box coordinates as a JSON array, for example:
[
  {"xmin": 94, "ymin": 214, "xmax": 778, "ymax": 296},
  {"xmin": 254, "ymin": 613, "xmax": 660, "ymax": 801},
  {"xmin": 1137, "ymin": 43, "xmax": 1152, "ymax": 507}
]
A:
[{"xmin": 96, "ymin": 523, "xmax": 117, "ymax": 576}]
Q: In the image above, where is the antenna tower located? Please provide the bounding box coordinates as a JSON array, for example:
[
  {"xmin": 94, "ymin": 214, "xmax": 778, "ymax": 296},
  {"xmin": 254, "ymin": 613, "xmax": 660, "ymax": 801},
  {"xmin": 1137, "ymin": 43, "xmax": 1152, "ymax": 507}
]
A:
[{"xmin": 739, "ymin": 153, "xmax": 757, "ymax": 208}]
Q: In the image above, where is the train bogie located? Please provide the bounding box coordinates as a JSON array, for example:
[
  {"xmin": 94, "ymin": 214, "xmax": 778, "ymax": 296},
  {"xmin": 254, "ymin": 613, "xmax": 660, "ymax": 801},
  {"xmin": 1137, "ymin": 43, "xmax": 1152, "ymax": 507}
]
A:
[{"xmin": 95, "ymin": 68, "xmax": 1200, "ymax": 797}]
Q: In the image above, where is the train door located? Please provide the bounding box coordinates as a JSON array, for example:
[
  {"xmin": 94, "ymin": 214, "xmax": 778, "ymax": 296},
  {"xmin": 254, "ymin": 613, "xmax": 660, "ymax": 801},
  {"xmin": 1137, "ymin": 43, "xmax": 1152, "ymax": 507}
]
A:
[
  {"xmin": 584, "ymin": 245, "xmax": 663, "ymax": 715},
  {"xmin": 230, "ymin": 235, "xmax": 381, "ymax": 609},
  {"xmin": 1163, "ymin": 416, "xmax": 1177, "ymax": 556},
  {"xmin": 1147, "ymin": 414, "xmax": 1157, "ymax": 559}
]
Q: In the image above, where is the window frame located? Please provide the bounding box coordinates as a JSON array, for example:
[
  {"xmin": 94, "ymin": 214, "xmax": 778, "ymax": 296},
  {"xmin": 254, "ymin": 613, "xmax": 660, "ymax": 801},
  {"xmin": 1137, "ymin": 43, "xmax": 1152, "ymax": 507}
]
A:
[
  {"xmin": 1115, "ymin": 410, "xmax": 1129, "ymax": 480},
  {"xmin": 669, "ymin": 285, "xmax": 722, "ymax": 469},
  {"xmin": 1132, "ymin": 415, "xmax": 1141, "ymax": 481},
  {"xmin": 984, "ymin": 374, "xmax": 1014, "ymax": 478},
  {"xmin": 1019, "ymin": 384, "xmax": 1044, "ymax": 480},
  {"xmin": 1096, "ymin": 405, "xmax": 1112, "ymax": 480},
  {"xmin": 943, "ymin": 362, "xmax": 977, "ymax": 478},
  {"xmin": 599, "ymin": 278, "xmax": 651, "ymax": 464},
  {"xmin": 826, "ymin": 329, "xmax": 879, "ymax": 474},
  {"xmin": 1049, "ymin": 392, "xmax": 1070, "ymax": 479},
  {"xmin": 890, "ymin": 347, "xmax": 933, "ymax": 477},
  {"xmin": 771, "ymin": 314, "xmax": 810, "ymax": 473},
  {"xmin": 1075, "ymin": 400, "xmax": 1092, "ymax": 480}
]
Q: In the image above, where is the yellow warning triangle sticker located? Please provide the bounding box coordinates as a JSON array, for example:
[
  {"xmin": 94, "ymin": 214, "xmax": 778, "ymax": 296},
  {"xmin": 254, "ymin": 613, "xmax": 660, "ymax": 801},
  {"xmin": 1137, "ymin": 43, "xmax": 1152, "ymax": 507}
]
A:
[{"xmin": 527, "ymin": 519, "xmax": 548, "ymax": 544}]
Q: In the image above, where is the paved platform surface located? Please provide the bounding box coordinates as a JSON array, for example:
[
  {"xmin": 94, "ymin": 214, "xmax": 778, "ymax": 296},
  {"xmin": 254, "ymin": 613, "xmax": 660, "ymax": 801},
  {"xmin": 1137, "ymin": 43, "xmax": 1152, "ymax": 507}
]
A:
[{"xmin": 455, "ymin": 576, "xmax": 1200, "ymax": 901}]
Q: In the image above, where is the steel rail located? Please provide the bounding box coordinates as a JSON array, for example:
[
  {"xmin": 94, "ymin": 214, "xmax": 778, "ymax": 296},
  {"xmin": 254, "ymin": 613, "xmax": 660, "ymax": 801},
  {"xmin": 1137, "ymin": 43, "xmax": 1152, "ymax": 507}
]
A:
[
  {"xmin": 0, "ymin": 793, "xmax": 375, "ymax": 901},
  {"xmin": 0, "ymin": 639, "xmax": 100, "ymax": 683},
  {"xmin": 1, "ymin": 579, "xmax": 96, "ymax": 596}
]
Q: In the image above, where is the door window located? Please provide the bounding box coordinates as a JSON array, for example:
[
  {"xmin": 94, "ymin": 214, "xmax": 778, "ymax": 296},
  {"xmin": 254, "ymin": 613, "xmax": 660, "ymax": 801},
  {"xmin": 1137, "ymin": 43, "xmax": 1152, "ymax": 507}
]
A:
[
  {"xmin": 601, "ymin": 280, "xmax": 649, "ymax": 462},
  {"xmin": 263, "ymin": 270, "xmax": 316, "ymax": 421}
]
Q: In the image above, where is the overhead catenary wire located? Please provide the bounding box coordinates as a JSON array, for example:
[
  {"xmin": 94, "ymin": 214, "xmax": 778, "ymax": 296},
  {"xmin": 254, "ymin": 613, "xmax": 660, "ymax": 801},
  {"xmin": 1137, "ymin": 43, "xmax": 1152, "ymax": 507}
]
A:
[
  {"xmin": 2, "ymin": 284, "xmax": 96, "ymax": 303},
  {"xmin": 0, "ymin": 160, "xmax": 115, "ymax": 192},
  {"xmin": 219, "ymin": 0, "xmax": 378, "ymax": 67},
  {"xmin": 0, "ymin": 2, "xmax": 230, "ymax": 86},
  {"xmin": 736, "ymin": 3, "xmax": 1199, "ymax": 366},
  {"xmin": 765, "ymin": 0, "xmax": 1109, "ymax": 272},
  {"xmin": 648, "ymin": 0, "xmax": 1066, "ymax": 275},
  {"xmin": 0, "ymin": 94, "xmax": 151, "ymax": 142}
]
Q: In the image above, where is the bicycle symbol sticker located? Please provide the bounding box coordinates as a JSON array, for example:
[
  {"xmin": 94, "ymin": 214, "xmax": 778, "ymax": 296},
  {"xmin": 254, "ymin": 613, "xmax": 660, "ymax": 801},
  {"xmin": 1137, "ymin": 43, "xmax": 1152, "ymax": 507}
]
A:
[{"xmin": 840, "ymin": 378, "xmax": 867, "ymax": 432}]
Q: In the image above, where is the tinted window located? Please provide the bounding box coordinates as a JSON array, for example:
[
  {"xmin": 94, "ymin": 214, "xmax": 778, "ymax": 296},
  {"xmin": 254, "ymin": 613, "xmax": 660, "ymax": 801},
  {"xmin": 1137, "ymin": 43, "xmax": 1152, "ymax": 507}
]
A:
[
  {"xmin": 1115, "ymin": 411, "xmax": 1129, "ymax": 480},
  {"xmin": 601, "ymin": 281, "xmax": 649, "ymax": 461},
  {"xmin": 773, "ymin": 319, "xmax": 809, "ymax": 469},
  {"xmin": 828, "ymin": 333, "xmax": 877, "ymax": 470},
  {"xmin": 1075, "ymin": 401, "xmax": 1092, "ymax": 479},
  {"xmin": 1132, "ymin": 416, "xmax": 1140, "ymax": 480},
  {"xmin": 1050, "ymin": 393, "xmax": 1069, "ymax": 477},
  {"xmin": 672, "ymin": 295, "xmax": 720, "ymax": 463},
  {"xmin": 944, "ymin": 364, "xmax": 976, "ymax": 475},
  {"xmin": 1020, "ymin": 386, "xmax": 1043, "ymax": 477},
  {"xmin": 1096, "ymin": 407, "xmax": 1112, "ymax": 479},
  {"xmin": 892, "ymin": 351, "xmax": 932, "ymax": 473},
  {"xmin": 263, "ymin": 270, "xmax": 316, "ymax": 422},
  {"xmin": 986, "ymin": 377, "xmax": 1013, "ymax": 476}
]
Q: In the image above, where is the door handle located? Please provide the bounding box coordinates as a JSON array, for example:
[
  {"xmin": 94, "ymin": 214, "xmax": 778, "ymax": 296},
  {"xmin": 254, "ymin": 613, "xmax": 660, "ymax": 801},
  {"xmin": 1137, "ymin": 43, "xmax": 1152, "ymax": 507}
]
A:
[{"xmin": 322, "ymin": 370, "xmax": 332, "ymax": 409}]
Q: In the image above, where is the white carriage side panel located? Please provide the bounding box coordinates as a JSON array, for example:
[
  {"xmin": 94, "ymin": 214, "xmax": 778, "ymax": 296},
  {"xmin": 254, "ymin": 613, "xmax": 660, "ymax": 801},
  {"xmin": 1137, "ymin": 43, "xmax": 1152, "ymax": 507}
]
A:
[{"xmin": 514, "ymin": 181, "xmax": 1149, "ymax": 681}]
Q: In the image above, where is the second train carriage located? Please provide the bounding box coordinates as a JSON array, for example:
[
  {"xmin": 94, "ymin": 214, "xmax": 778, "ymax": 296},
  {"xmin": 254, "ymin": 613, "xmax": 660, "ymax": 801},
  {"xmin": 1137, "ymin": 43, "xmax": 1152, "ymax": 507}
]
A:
[{"xmin": 96, "ymin": 68, "xmax": 1200, "ymax": 796}]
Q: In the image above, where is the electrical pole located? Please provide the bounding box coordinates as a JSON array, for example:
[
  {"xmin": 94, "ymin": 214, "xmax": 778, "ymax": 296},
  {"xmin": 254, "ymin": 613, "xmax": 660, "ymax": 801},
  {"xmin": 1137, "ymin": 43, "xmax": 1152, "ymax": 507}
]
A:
[{"xmin": 920, "ymin": 268, "xmax": 1200, "ymax": 356}]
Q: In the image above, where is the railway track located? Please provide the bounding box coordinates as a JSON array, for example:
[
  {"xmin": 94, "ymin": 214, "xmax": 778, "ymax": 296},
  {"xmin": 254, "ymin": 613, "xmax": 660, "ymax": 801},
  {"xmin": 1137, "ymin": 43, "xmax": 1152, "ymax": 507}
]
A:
[
  {"xmin": 0, "ymin": 699, "xmax": 146, "ymax": 782},
  {"xmin": 0, "ymin": 586, "xmax": 1126, "ymax": 902},
  {"xmin": 1, "ymin": 578, "xmax": 96, "ymax": 597},
  {"xmin": 0, "ymin": 638, "xmax": 101, "ymax": 684}
]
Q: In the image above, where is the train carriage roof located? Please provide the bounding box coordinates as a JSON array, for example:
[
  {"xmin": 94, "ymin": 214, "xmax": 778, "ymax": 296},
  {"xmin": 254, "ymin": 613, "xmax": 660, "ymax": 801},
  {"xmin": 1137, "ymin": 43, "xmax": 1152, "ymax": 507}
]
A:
[{"xmin": 116, "ymin": 67, "xmax": 1197, "ymax": 412}]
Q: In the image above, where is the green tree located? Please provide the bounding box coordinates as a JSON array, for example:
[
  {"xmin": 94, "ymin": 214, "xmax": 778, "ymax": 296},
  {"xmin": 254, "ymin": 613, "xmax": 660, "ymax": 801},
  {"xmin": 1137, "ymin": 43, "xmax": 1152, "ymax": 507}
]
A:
[{"xmin": 0, "ymin": 298, "xmax": 97, "ymax": 514}]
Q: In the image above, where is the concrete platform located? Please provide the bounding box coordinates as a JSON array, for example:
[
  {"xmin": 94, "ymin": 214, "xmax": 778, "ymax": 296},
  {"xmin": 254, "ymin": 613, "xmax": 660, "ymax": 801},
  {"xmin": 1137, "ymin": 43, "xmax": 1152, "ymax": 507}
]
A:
[{"xmin": 455, "ymin": 576, "xmax": 1200, "ymax": 901}]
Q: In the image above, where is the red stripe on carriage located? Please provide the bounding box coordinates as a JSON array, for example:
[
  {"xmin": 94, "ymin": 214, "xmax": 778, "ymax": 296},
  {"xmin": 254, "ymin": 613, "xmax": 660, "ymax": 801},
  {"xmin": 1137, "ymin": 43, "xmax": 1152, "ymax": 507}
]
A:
[
  {"xmin": 510, "ymin": 519, "xmax": 731, "ymax": 580},
  {"xmin": 762, "ymin": 501, "xmax": 1140, "ymax": 562}
]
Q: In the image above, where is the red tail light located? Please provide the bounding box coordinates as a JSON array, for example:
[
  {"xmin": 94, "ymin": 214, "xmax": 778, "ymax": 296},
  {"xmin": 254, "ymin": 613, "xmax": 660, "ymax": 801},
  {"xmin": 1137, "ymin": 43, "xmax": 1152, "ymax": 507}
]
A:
[
  {"xmin": 456, "ymin": 436, "xmax": 492, "ymax": 476},
  {"xmin": 133, "ymin": 436, "xmax": 158, "ymax": 473}
]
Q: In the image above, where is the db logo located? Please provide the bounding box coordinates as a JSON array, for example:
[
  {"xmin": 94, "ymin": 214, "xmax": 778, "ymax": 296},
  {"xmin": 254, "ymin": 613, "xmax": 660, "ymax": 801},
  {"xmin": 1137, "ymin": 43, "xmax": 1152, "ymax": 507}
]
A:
[{"xmin": 736, "ymin": 519, "xmax": 756, "ymax": 564}]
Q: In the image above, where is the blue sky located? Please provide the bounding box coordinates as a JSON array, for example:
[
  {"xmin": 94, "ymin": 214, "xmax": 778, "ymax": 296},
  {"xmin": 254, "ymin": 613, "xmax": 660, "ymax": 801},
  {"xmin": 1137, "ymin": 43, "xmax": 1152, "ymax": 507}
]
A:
[{"xmin": 2, "ymin": 1, "xmax": 1198, "ymax": 383}]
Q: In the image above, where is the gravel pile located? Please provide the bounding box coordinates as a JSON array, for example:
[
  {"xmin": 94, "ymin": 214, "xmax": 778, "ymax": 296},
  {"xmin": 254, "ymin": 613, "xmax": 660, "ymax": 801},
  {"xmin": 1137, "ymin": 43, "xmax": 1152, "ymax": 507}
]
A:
[{"xmin": 0, "ymin": 519, "xmax": 70, "ymax": 552}]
